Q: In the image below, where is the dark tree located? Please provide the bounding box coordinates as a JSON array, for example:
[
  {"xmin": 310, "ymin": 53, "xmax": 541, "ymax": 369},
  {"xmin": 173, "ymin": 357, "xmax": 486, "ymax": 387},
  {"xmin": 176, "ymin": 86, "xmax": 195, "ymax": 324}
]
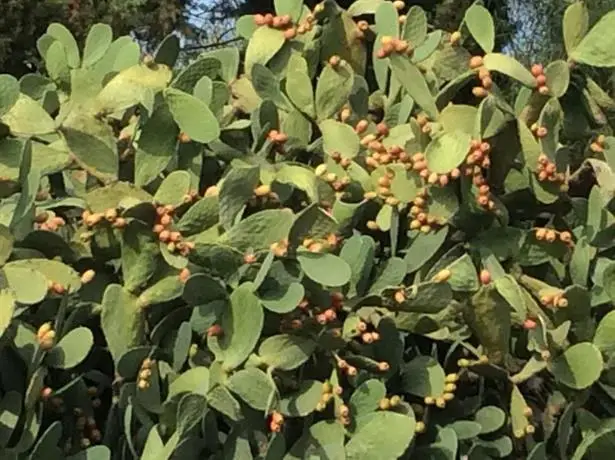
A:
[{"xmin": 0, "ymin": 0, "xmax": 193, "ymax": 77}]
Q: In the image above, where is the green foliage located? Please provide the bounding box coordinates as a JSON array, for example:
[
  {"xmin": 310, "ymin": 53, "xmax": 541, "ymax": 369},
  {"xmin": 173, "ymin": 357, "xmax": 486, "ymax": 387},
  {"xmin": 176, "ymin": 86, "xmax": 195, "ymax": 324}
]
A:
[{"xmin": 2, "ymin": 2, "xmax": 615, "ymax": 458}]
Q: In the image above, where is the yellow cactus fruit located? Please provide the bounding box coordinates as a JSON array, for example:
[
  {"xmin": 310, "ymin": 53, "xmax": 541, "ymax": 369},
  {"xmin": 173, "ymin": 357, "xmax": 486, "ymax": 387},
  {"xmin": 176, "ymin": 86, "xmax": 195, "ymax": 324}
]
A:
[
  {"xmin": 378, "ymin": 398, "xmax": 391, "ymax": 410},
  {"xmin": 432, "ymin": 269, "xmax": 452, "ymax": 283},
  {"xmin": 80, "ymin": 269, "xmax": 96, "ymax": 284}
]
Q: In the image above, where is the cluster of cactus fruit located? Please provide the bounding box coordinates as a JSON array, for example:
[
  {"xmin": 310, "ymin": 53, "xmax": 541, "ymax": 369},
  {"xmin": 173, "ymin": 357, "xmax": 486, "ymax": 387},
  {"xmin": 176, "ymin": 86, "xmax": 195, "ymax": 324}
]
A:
[{"xmin": 3, "ymin": 0, "xmax": 615, "ymax": 458}]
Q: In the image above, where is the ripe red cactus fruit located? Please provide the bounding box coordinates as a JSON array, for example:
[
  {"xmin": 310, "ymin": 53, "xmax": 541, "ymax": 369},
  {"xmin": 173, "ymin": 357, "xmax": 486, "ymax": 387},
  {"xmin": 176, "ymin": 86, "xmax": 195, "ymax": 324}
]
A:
[
  {"xmin": 243, "ymin": 252, "xmax": 257, "ymax": 264},
  {"xmin": 323, "ymin": 308, "xmax": 337, "ymax": 321},
  {"xmin": 253, "ymin": 14, "xmax": 266, "ymax": 26},
  {"xmin": 207, "ymin": 325, "xmax": 223, "ymax": 337},
  {"xmin": 523, "ymin": 318, "xmax": 537, "ymax": 330},
  {"xmin": 479, "ymin": 269, "xmax": 491, "ymax": 284},
  {"xmin": 472, "ymin": 86, "xmax": 488, "ymax": 98},
  {"xmin": 530, "ymin": 63, "xmax": 544, "ymax": 77},
  {"xmin": 469, "ymin": 56, "xmax": 484, "ymax": 69},
  {"xmin": 179, "ymin": 268, "xmax": 191, "ymax": 283},
  {"xmin": 41, "ymin": 387, "xmax": 53, "ymax": 400},
  {"xmin": 328, "ymin": 55, "xmax": 341, "ymax": 67}
]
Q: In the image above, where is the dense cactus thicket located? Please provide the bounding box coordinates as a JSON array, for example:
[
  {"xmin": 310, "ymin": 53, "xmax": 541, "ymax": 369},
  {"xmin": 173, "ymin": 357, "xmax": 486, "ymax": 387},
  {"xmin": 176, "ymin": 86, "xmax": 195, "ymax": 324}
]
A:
[{"xmin": 2, "ymin": 0, "xmax": 615, "ymax": 458}]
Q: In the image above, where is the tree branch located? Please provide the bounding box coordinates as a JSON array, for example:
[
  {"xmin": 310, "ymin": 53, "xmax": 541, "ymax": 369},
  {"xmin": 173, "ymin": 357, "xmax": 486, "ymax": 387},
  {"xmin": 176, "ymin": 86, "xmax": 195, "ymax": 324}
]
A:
[{"xmin": 181, "ymin": 36, "xmax": 244, "ymax": 52}]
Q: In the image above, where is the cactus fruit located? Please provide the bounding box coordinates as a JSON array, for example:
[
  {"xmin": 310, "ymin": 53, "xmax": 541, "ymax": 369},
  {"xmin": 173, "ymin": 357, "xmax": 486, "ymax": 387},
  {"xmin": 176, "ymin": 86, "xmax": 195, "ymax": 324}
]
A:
[
  {"xmin": 479, "ymin": 270, "xmax": 491, "ymax": 285},
  {"xmin": 0, "ymin": 6, "xmax": 611, "ymax": 456}
]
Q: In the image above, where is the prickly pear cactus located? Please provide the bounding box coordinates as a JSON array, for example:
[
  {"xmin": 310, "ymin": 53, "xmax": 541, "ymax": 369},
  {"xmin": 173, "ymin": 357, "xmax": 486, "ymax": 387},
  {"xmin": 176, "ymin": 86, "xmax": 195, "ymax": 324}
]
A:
[{"xmin": 2, "ymin": 1, "xmax": 615, "ymax": 458}]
